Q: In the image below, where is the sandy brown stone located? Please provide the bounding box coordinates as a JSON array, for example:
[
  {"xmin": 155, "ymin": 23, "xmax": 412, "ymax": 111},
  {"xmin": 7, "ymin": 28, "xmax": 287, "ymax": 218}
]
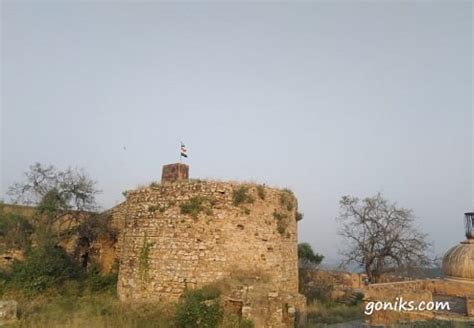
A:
[{"xmin": 113, "ymin": 180, "xmax": 306, "ymax": 327}]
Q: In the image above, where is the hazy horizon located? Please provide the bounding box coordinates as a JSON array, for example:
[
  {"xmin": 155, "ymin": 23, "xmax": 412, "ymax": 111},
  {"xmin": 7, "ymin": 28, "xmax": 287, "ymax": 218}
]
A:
[{"xmin": 1, "ymin": 1, "xmax": 472, "ymax": 261}]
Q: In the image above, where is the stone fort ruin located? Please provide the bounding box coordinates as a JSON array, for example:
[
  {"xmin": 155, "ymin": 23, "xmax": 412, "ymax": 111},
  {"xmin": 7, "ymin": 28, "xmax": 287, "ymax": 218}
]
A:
[{"xmin": 113, "ymin": 163, "xmax": 306, "ymax": 327}]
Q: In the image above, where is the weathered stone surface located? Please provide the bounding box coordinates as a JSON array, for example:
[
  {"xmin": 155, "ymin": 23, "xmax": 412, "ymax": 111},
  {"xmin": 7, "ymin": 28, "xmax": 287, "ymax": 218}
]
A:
[
  {"xmin": 114, "ymin": 180, "xmax": 305, "ymax": 326},
  {"xmin": 161, "ymin": 163, "xmax": 189, "ymax": 183},
  {"xmin": 0, "ymin": 301, "xmax": 17, "ymax": 325},
  {"xmin": 443, "ymin": 239, "xmax": 474, "ymax": 282},
  {"xmin": 364, "ymin": 279, "xmax": 474, "ymax": 325},
  {"xmin": 0, "ymin": 250, "xmax": 24, "ymax": 271},
  {"xmin": 467, "ymin": 296, "xmax": 474, "ymax": 317}
]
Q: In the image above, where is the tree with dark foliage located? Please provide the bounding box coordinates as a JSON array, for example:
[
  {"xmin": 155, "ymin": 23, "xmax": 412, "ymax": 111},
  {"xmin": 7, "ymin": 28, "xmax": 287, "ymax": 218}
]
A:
[
  {"xmin": 298, "ymin": 242, "xmax": 324, "ymax": 269},
  {"xmin": 337, "ymin": 193, "xmax": 431, "ymax": 283}
]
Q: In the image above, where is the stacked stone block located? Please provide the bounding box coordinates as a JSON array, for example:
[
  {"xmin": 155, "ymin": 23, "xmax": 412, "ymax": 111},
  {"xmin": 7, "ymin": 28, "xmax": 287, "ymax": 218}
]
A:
[
  {"xmin": 114, "ymin": 180, "xmax": 306, "ymax": 326},
  {"xmin": 161, "ymin": 163, "xmax": 189, "ymax": 183},
  {"xmin": 116, "ymin": 181, "xmax": 300, "ymax": 301}
]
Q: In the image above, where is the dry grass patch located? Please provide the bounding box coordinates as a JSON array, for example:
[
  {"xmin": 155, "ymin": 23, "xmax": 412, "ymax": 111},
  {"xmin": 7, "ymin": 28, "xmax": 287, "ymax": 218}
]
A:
[
  {"xmin": 306, "ymin": 301, "xmax": 364, "ymax": 326},
  {"xmin": 5, "ymin": 290, "xmax": 174, "ymax": 328}
]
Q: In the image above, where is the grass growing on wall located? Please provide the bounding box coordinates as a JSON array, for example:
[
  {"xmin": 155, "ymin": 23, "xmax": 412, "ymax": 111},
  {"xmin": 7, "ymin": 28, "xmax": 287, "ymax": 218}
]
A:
[
  {"xmin": 273, "ymin": 211, "xmax": 289, "ymax": 234},
  {"xmin": 232, "ymin": 186, "xmax": 254, "ymax": 206},
  {"xmin": 296, "ymin": 211, "xmax": 304, "ymax": 222},
  {"xmin": 279, "ymin": 189, "xmax": 295, "ymax": 211},
  {"xmin": 138, "ymin": 235, "xmax": 154, "ymax": 282},
  {"xmin": 256, "ymin": 185, "xmax": 266, "ymax": 200},
  {"xmin": 180, "ymin": 197, "xmax": 214, "ymax": 219}
]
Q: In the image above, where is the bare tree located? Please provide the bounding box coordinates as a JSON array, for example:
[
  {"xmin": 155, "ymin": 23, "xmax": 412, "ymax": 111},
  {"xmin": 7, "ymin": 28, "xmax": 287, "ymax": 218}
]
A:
[
  {"xmin": 336, "ymin": 193, "xmax": 431, "ymax": 283},
  {"xmin": 8, "ymin": 163, "xmax": 99, "ymax": 211},
  {"xmin": 7, "ymin": 163, "xmax": 100, "ymax": 244}
]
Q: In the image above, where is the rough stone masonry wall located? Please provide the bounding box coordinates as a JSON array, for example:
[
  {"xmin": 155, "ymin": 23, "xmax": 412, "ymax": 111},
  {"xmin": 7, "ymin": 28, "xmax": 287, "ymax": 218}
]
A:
[
  {"xmin": 364, "ymin": 279, "xmax": 474, "ymax": 325},
  {"xmin": 115, "ymin": 181, "xmax": 300, "ymax": 303}
]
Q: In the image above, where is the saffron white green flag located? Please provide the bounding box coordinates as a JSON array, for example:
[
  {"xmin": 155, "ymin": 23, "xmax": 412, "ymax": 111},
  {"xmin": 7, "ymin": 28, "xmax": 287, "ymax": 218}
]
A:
[{"xmin": 180, "ymin": 143, "xmax": 188, "ymax": 158}]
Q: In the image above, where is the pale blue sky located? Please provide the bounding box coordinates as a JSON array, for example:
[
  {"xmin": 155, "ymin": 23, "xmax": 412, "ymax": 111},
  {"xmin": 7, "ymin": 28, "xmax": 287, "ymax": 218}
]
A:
[{"xmin": 1, "ymin": 1, "xmax": 472, "ymax": 261}]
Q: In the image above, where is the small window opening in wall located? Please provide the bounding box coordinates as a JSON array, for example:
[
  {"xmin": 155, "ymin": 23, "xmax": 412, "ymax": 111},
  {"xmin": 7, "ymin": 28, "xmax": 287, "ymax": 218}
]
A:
[
  {"xmin": 237, "ymin": 224, "xmax": 244, "ymax": 230},
  {"xmin": 267, "ymin": 247, "xmax": 273, "ymax": 252}
]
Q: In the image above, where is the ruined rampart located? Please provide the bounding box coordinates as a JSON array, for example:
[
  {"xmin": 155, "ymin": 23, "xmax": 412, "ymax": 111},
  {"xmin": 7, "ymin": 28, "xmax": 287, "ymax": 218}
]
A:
[
  {"xmin": 364, "ymin": 279, "xmax": 474, "ymax": 324},
  {"xmin": 115, "ymin": 181, "xmax": 300, "ymax": 302}
]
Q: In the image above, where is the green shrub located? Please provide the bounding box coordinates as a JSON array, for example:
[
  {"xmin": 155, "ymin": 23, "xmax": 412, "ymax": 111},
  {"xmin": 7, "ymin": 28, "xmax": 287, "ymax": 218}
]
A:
[
  {"xmin": 273, "ymin": 211, "xmax": 289, "ymax": 234},
  {"xmin": 298, "ymin": 243, "xmax": 324, "ymax": 269},
  {"xmin": 221, "ymin": 314, "xmax": 254, "ymax": 328},
  {"xmin": 148, "ymin": 205, "xmax": 159, "ymax": 212},
  {"xmin": 180, "ymin": 197, "xmax": 212, "ymax": 219},
  {"xmin": 0, "ymin": 210, "xmax": 34, "ymax": 251},
  {"xmin": 0, "ymin": 268, "xmax": 8, "ymax": 294},
  {"xmin": 175, "ymin": 286, "xmax": 222, "ymax": 328},
  {"xmin": 10, "ymin": 246, "xmax": 83, "ymax": 293},
  {"xmin": 279, "ymin": 190, "xmax": 294, "ymax": 211},
  {"xmin": 296, "ymin": 211, "xmax": 303, "ymax": 222},
  {"xmin": 299, "ymin": 270, "xmax": 334, "ymax": 303},
  {"xmin": 240, "ymin": 319, "xmax": 255, "ymax": 328},
  {"xmin": 272, "ymin": 211, "xmax": 288, "ymax": 221},
  {"xmin": 277, "ymin": 220, "xmax": 288, "ymax": 234},
  {"xmin": 256, "ymin": 185, "xmax": 266, "ymax": 200},
  {"xmin": 282, "ymin": 188, "xmax": 293, "ymax": 194},
  {"xmin": 232, "ymin": 187, "xmax": 254, "ymax": 206},
  {"xmin": 84, "ymin": 266, "xmax": 117, "ymax": 292},
  {"xmin": 148, "ymin": 205, "xmax": 166, "ymax": 213}
]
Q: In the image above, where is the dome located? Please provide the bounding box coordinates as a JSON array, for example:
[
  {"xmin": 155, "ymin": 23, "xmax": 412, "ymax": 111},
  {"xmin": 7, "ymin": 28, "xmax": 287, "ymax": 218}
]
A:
[{"xmin": 442, "ymin": 239, "xmax": 474, "ymax": 281}]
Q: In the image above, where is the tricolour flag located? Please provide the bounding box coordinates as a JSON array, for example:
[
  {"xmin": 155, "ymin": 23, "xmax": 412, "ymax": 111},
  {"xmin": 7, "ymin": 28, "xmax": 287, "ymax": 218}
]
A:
[{"xmin": 180, "ymin": 143, "xmax": 188, "ymax": 158}]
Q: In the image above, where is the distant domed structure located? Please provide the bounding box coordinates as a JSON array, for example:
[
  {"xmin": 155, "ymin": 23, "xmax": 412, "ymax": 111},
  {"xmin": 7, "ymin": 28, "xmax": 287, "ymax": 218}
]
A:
[
  {"xmin": 442, "ymin": 239, "xmax": 474, "ymax": 281},
  {"xmin": 442, "ymin": 212, "xmax": 474, "ymax": 282},
  {"xmin": 365, "ymin": 211, "xmax": 474, "ymax": 326}
]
